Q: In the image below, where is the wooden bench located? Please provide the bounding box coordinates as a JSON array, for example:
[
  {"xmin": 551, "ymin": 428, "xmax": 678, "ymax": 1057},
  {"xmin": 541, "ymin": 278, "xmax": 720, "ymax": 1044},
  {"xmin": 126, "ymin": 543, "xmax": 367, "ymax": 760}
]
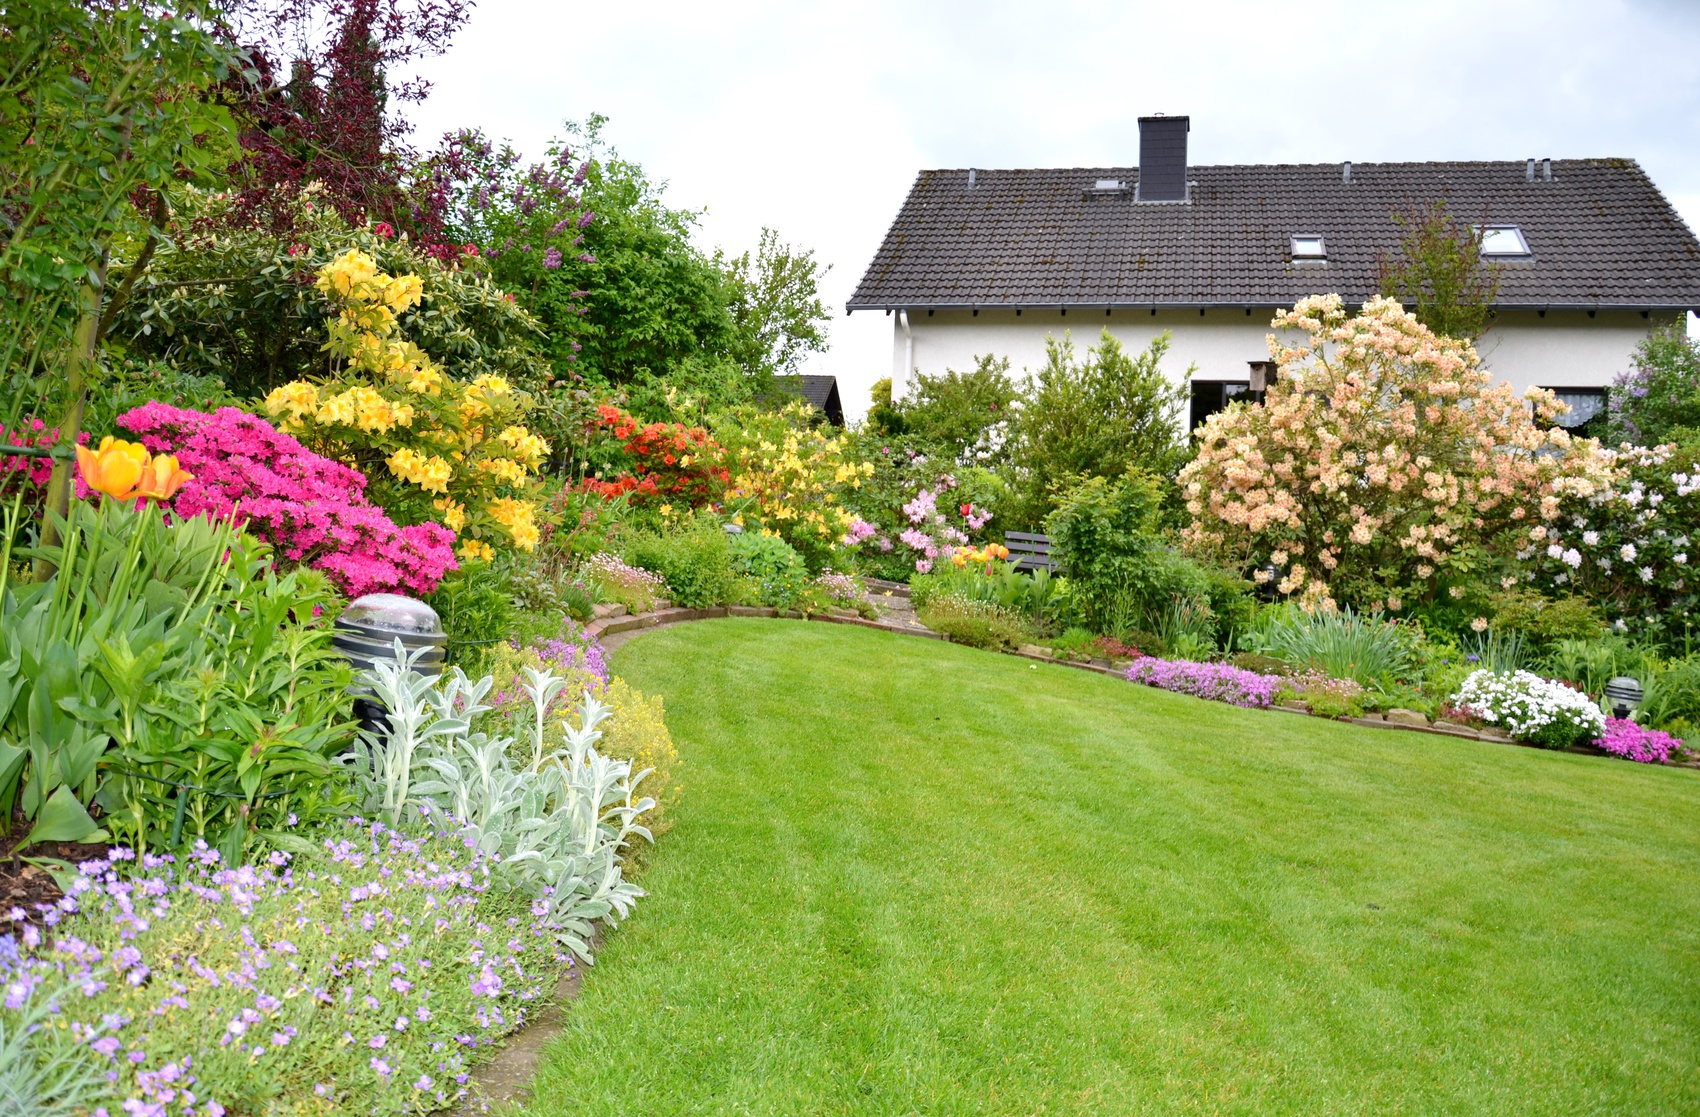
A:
[{"xmin": 1004, "ymin": 531, "xmax": 1059, "ymax": 573}]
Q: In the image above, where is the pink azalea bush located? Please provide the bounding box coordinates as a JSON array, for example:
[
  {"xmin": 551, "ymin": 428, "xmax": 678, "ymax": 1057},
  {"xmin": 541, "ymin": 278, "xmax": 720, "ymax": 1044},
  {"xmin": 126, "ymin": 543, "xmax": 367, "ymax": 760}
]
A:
[
  {"xmin": 1594, "ymin": 718, "xmax": 1684, "ymax": 763},
  {"xmin": 117, "ymin": 403, "xmax": 456, "ymax": 598},
  {"xmin": 1125, "ymin": 658, "xmax": 1280, "ymax": 708}
]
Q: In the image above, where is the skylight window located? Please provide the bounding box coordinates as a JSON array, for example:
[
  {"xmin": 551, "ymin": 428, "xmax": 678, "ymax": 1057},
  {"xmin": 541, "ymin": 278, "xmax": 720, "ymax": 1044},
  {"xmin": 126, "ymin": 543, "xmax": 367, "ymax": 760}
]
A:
[
  {"xmin": 1478, "ymin": 225, "xmax": 1532, "ymax": 256},
  {"xmin": 1095, "ymin": 178, "xmax": 1123, "ymax": 191},
  {"xmin": 1290, "ymin": 235, "xmax": 1327, "ymax": 261}
]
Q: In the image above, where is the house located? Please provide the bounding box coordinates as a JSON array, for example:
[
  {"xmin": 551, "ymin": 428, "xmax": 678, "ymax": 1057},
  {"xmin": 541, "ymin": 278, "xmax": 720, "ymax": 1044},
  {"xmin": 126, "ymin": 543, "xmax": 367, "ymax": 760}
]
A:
[
  {"xmin": 847, "ymin": 115, "xmax": 1700, "ymax": 433},
  {"xmin": 786, "ymin": 374, "xmax": 844, "ymax": 427}
]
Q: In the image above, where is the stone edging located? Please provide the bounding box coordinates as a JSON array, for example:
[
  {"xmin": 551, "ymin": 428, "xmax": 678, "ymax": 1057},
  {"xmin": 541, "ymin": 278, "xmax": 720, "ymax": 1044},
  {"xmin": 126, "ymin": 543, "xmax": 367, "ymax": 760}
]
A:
[{"xmin": 584, "ymin": 604, "xmax": 1695, "ymax": 766}]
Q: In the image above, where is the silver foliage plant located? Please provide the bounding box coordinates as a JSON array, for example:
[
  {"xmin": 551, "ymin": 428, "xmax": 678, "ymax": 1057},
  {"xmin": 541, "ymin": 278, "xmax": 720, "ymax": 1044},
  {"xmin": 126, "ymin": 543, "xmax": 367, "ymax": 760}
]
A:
[{"xmin": 348, "ymin": 643, "xmax": 656, "ymax": 962}]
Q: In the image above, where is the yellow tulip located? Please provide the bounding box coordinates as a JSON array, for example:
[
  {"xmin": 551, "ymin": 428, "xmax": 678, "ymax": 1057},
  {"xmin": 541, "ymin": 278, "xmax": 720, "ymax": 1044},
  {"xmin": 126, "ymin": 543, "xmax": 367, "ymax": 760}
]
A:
[
  {"xmin": 133, "ymin": 453, "xmax": 194, "ymax": 502},
  {"xmin": 76, "ymin": 436, "xmax": 149, "ymax": 500}
]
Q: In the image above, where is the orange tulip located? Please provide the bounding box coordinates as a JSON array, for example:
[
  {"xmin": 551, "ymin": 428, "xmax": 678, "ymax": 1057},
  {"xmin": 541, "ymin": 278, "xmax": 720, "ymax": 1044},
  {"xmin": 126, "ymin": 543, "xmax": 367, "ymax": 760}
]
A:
[
  {"xmin": 133, "ymin": 453, "xmax": 193, "ymax": 501},
  {"xmin": 76, "ymin": 436, "xmax": 149, "ymax": 500}
]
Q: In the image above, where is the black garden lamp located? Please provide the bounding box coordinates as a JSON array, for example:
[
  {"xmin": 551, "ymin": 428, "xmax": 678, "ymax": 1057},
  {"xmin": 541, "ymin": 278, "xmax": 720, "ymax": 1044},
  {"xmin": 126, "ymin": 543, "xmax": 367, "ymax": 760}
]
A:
[
  {"xmin": 333, "ymin": 594, "xmax": 448, "ymax": 735},
  {"xmin": 1256, "ymin": 562, "xmax": 1282, "ymax": 602},
  {"xmin": 1604, "ymin": 676, "xmax": 1644, "ymax": 720}
]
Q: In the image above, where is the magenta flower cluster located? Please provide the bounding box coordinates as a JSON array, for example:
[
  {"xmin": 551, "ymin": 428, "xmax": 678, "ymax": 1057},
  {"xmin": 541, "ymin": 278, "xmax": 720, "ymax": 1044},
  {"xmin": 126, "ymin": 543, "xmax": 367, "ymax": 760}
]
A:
[
  {"xmin": 1124, "ymin": 658, "xmax": 1281, "ymax": 708},
  {"xmin": 117, "ymin": 403, "xmax": 457, "ymax": 598},
  {"xmin": 1594, "ymin": 717, "xmax": 1684, "ymax": 764},
  {"xmin": 2, "ymin": 821, "xmax": 570, "ymax": 1116}
]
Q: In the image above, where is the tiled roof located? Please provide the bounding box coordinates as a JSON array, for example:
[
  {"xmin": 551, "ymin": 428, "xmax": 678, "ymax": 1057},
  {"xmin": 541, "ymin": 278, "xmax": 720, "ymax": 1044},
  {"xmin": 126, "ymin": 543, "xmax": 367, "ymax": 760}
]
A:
[{"xmin": 847, "ymin": 160, "xmax": 1700, "ymax": 311}]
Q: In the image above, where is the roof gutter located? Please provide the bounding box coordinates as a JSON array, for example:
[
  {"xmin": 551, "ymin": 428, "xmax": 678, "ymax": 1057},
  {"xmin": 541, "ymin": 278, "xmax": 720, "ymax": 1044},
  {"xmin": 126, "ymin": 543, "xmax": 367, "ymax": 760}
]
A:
[
  {"xmin": 848, "ymin": 300, "xmax": 1700, "ymax": 314},
  {"xmin": 898, "ymin": 309, "xmax": 914, "ymax": 395}
]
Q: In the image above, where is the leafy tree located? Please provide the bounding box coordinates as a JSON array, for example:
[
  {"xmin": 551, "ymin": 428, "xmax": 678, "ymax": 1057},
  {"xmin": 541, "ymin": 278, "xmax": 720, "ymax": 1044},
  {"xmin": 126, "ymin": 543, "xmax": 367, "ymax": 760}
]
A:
[
  {"xmin": 1376, "ymin": 200, "xmax": 1502, "ymax": 342},
  {"xmin": 720, "ymin": 227, "xmax": 830, "ymax": 380},
  {"xmin": 219, "ymin": 0, "xmax": 472, "ymax": 237},
  {"xmin": 1004, "ymin": 329, "xmax": 1192, "ymax": 528},
  {"xmin": 107, "ymin": 187, "xmax": 550, "ymax": 407},
  {"xmin": 438, "ymin": 117, "xmax": 831, "ymax": 422},
  {"xmin": 0, "ymin": 0, "xmax": 246, "ymax": 539},
  {"xmin": 894, "ymin": 355, "xmax": 1020, "ymax": 464},
  {"xmin": 1606, "ymin": 322, "xmax": 1700, "ymax": 447}
]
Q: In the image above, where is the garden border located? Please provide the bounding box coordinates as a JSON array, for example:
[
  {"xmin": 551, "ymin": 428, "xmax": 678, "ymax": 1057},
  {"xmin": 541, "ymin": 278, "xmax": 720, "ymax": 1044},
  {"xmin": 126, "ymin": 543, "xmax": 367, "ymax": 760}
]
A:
[{"xmin": 586, "ymin": 602, "xmax": 1700, "ymax": 767}]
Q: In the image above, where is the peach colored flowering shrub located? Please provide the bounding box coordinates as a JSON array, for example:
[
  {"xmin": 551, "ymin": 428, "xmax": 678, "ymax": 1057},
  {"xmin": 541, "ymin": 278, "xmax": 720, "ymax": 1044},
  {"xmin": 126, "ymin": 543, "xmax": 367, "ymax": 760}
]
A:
[{"xmin": 1179, "ymin": 295, "xmax": 1619, "ymax": 611}]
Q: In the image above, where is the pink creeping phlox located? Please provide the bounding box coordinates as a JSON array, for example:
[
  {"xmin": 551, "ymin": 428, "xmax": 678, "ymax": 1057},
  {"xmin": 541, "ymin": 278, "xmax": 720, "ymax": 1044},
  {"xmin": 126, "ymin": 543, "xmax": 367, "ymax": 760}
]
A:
[
  {"xmin": 1124, "ymin": 658, "xmax": 1281, "ymax": 708},
  {"xmin": 1594, "ymin": 718, "xmax": 1684, "ymax": 764},
  {"xmin": 117, "ymin": 403, "xmax": 457, "ymax": 598}
]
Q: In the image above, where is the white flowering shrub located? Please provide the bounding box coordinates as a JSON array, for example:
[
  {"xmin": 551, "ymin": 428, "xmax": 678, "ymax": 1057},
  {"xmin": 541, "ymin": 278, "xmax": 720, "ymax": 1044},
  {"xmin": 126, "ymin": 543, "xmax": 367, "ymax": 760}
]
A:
[
  {"xmin": 1524, "ymin": 442, "xmax": 1698, "ymax": 647},
  {"xmin": 1451, "ymin": 669, "xmax": 1606, "ymax": 749}
]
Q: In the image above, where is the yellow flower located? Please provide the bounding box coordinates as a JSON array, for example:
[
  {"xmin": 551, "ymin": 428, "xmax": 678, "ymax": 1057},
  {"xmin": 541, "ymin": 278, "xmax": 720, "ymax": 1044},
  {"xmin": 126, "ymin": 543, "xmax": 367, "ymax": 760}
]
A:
[
  {"xmin": 386, "ymin": 448, "xmax": 453, "ymax": 493},
  {"xmin": 315, "ymin": 248, "xmax": 378, "ymax": 298},
  {"xmin": 458, "ymin": 538, "xmax": 495, "ymax": 563},
  {"xmin": 263, "ymin": 381, "xmax": 319, "ymax": 421},
  {"xmin": 75, "ymin": 436, "xmax": 149, "ymax": 500},
  {"xmin": 474, "ymin": 457, "xmax": 529, "ymax": 486},
  {"xmin": 383, "ymin": 273, "xmax": 424, "ymax": 313},
  {"xmin": 495, "ymin": 425, "xmax": 549, "ymax": 466},
  {"xmin": 315, "ymin": 389, "xmax": 358, "ymax": 426},
  {"xmin": 433, "ymin": 497, "xmax": 468, "ymax": 533}
]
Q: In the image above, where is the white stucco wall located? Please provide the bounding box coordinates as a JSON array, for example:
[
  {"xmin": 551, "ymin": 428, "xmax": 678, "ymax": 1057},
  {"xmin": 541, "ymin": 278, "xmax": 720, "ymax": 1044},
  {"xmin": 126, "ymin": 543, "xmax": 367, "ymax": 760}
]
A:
[{"xmin": 887, "ymin": 307, "xmax": 1670, "ymax": 397}]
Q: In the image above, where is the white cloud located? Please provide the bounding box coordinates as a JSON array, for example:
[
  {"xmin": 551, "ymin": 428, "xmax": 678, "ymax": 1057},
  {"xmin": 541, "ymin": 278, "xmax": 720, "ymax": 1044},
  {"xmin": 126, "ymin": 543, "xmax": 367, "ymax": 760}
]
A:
[{"xmin": 405, "ymin": 0, "xmax": 1700, "ymax": 419}]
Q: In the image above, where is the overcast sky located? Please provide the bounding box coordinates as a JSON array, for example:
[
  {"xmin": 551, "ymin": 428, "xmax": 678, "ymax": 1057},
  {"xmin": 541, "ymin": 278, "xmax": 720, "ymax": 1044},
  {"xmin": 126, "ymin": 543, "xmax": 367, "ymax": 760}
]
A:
[{"xmin": 407, "ymin": 0, "xmax": 1700, "ymax": 420}]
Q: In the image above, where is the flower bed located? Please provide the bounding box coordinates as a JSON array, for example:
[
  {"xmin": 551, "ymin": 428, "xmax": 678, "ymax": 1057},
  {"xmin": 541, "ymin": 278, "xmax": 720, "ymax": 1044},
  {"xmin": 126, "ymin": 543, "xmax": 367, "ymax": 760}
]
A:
[
  {"xmin": 118, "ymin": 403, "xmax": 457, "ymax": 598},
  {"xmin": 1594, "ymin": 718, "xmax": 1684, "ymax": 763},
  {"xmin": 1450, "ymin": 669, "xmax": 1606, "ymax": 748},
  {"xmin": 1124, "ymin": 658, "xmax": 1280, "ymax": 708},
  {"xmin": 2, "ymin": 825, "xmax": 566, "ymax": 1115}
]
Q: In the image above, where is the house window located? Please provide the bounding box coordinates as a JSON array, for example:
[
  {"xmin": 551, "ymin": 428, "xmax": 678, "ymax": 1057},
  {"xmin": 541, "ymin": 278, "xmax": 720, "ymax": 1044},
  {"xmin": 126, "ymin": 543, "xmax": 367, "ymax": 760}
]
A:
[
  {"xmin": 1191, "ymin": 381, "xmax": 1250, "ymax": 431},
  {"xmin": 1478, "ymin": 225, "xmax": 1532, "ymax": 257},
  {"xmin": 1290, "ymin": 235, "xmax": 1327, "ymax": 261},
  {"xmin": 1540, "ymin": 387, "xmax": 1607, "ymax": 433}
]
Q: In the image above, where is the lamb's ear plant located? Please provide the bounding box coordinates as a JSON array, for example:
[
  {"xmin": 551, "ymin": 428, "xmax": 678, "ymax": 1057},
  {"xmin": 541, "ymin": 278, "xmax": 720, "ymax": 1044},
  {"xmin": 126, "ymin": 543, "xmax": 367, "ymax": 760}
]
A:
[
  {"xmin": 348, "ymin": 640, "xmax": 469, "ymax": 827},
  {"xmin": 358, "ymin": 646, "xmax": 656, "ymax": 962}
]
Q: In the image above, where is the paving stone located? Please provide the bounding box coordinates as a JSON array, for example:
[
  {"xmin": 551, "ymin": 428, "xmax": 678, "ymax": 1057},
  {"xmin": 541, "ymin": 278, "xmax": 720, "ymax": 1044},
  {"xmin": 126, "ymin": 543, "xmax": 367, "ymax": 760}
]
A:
[
  {"xmin": 591, "ymin": 603, "xmax": 626, "ymax": 619},
  {"xmin": 598, "ymin": 614, "xmax": 657, "ymax": 635},
  {"xmin": 727, "ymin": 606, "xmax": 777, "ymax": 618}
]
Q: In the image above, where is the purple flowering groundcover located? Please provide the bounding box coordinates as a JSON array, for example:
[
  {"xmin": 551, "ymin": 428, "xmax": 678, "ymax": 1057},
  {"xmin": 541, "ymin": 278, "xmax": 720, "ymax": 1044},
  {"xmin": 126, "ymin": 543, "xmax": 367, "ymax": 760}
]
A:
[
  {"xmin": 1, "ymin": 822, "xmax": 571, "ymax": 1116},
  {"xmin": 1124, "ymin": 658, "xmax": 1281, "ymax": 709}
]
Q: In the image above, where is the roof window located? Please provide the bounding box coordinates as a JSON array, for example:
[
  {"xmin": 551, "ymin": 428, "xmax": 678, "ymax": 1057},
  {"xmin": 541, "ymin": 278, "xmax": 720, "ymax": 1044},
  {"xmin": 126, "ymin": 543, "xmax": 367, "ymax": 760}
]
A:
[
  {"xmin": 1290, "ymin": 235, "xmax": 1327, "ymax": 261},
  {"xmin": 1478, "ymin": 225, "xmax": 1531, "ymax": 257}
]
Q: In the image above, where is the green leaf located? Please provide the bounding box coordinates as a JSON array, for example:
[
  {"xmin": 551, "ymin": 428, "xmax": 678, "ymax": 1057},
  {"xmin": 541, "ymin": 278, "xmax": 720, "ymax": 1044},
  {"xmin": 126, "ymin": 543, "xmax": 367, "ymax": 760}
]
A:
[{"xmin": 23, "ymin": 784, "xmax": 102, "ymax": 846}]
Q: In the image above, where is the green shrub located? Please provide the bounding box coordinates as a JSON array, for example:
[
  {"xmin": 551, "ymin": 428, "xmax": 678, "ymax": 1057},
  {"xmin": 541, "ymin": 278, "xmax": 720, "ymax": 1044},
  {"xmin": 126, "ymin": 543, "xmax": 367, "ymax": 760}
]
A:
[
  {"xmin": 1045, "ymin": 468, "xmax": 1237, "ymax": 647},
  {"xmin": 1050, "ymin": 627, "xmax": 1097, "ymax": 661},
  {"xmin": 620, "ymin": 513, "xmax": 735, "ymax": 608},
  {"xmin": 1490, "ymin": 589, "xmax": 1607, "ymax": 648},
  {"xmin": 1640, "ymin": 655, "xmax": 1700, "ymax": 734},
  {"xmin": 1231, "ymin": 652, "xmax": 1292, "ymax": 677},
  {"xmin": 1243, "ymin": 605, "xmax": 1418, "ymax": 687},
  {"xmin": 427, "ymin": 560, "xmax": 517, "ymax": 666},
  {"xmin": 728, "ymin": 530, "xmax": 812, "ymax": 608},
  {"xmin": 917, "ymin": 595, "xmax": 1031, "ymax": 651}
]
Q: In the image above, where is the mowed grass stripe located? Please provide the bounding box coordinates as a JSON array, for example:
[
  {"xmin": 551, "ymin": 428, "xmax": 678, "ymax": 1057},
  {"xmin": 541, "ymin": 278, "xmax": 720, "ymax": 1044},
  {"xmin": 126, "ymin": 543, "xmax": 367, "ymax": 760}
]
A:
[{"xmin": 524, "ymin": 619, "xmax": 1700, "ymax": 1116}]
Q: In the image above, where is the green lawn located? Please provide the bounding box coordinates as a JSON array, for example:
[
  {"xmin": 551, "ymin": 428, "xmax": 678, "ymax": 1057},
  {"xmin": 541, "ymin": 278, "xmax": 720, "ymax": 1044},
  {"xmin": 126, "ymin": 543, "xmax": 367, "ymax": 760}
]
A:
[{"xmin": 527, "ymin": 619, "xmax": 1700, "ymax": 1115}]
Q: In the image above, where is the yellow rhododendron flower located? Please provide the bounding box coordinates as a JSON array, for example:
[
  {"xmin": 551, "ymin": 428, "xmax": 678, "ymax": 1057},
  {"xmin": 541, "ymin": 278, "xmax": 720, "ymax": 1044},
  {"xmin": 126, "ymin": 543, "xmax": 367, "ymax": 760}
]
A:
[
  {"xmin": 474, "ymin": 458, "xmax": 529, "ymax": 486},
  {"xmin": 315, "ymin": 390, "xmax": 358, "ymax": 426},
  {"xmin": 263, "ymin": 381, "xmax": 319, "ymax": 422},
  {"xmin": 433, "ymin": 498, "xmax": 468, "ymax": 533},
  {"xmin": 458, "ymin": 538, "xmax": 495, "ymax": 563},
  {"xmin": 495, "ymin": 425, "xmax": 549, "ymax": 466},
  {"xmin": 387, "ymin": 448, "xmax": 453, "ymax": 493}
]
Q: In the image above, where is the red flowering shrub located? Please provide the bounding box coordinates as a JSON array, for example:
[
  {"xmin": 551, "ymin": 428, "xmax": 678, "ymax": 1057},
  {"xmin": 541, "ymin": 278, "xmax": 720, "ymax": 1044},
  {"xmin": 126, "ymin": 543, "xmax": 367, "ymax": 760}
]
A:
[
  {"xmin": 118, "ymin": 403, "xmax": 457, "ymax": 598},
  {"xmin": 588, "ymin": 405, "xmax": 729, "ymax": 506}
]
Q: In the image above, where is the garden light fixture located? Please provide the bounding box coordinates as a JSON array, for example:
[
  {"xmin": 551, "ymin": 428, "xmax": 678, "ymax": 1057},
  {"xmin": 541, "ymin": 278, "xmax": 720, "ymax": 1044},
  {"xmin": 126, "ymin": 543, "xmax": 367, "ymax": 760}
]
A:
[{"xmin": 1604, "ymin": 676, "xmax": 1644, "ymax": 719}]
